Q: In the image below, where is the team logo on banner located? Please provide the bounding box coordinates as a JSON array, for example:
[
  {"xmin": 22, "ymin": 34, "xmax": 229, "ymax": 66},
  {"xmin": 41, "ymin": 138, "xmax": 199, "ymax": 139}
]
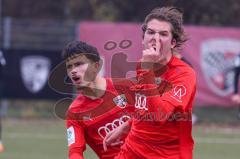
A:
[
  {"xmin": 20, "ymin": 55, "xmax": 51, "ymax": 93},
  {"xmin": 201, "ymin": 39, "xmax": 240, "ymax": 96}
]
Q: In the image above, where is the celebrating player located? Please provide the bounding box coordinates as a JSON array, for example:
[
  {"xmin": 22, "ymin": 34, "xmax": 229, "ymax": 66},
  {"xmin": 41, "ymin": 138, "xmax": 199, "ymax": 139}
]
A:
[
  {"xmin": 62, "ymin": 41, "xmax": 136, "ymax": 159},
  {"xmin": 103, "ymin": 6, "xmax": 196, "ymax": 159}
]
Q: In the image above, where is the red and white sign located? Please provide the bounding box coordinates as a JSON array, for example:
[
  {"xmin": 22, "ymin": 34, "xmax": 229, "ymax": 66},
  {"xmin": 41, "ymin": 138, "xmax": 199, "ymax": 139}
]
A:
[{"xmin": 78, "ymin": 22, "xmax": 240, "ymax": 107}]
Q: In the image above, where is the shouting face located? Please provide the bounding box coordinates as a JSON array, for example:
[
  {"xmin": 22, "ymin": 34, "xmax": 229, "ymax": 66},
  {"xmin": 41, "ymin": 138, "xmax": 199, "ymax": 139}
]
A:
[{"xmin": 66, "ymin": 54, "xmax": 99, "ymax": 90}]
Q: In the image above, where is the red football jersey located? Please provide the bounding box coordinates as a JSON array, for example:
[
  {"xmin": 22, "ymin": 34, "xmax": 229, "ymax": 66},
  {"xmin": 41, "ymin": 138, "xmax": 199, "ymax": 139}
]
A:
[
  {"xmin": 66, "ymin": 78, "xmax": 134, "ymax": 159},
  {"xmin": 116, "ymin": 56, "xmax": 196, "ymax": 159}
]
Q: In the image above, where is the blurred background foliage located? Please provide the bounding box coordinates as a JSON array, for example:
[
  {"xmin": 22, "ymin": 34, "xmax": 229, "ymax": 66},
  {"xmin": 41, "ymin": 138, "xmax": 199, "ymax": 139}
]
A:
[{"xmin": 3, "ymin": 0, "xmax": 240, "ymax": 26}]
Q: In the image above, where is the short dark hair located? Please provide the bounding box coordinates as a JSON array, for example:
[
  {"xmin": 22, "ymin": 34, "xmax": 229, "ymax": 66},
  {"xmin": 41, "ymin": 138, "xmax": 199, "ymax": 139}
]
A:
[
  {"xmin": 142, "ymin": 6, "xmax": 187, "ymax": 49},
  {"xmin": 62, "ymin": 41, "xmax": 100, "ymax": 62}
]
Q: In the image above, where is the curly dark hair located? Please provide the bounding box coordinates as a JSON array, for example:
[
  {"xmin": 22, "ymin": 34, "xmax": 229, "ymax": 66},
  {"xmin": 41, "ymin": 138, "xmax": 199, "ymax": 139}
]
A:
[
  {"xmin": 62, "ymin": 40, "xmax": 100, "ymax": 62},
  {"xmin": 142, "ymin": 6, "xmax": 188, "ymax": 49}
]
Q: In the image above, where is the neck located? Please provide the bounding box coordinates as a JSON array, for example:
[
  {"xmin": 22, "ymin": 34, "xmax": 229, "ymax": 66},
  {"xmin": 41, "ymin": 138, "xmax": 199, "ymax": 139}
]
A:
[
  {"xmin": 166, "ymin": 52, "xmax": 173, "ymax": 64},
  {"xmin": 79, "ymin": 76, "xmax": 107, "ymax": 99},
  {"xmin": 159, "ymin": 52, "xmax": 172, "ymax": 65}
]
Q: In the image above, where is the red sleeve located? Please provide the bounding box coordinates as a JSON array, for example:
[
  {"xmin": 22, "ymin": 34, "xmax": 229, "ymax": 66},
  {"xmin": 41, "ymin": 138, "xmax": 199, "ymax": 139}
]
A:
[
  {"xmin": 149, "ymin": 72, "xmax": 196, "ymax": 111},
  {"xmin": 66, "ymin": 119, "xmax": 86, "ymax": 159},
  {"xmin": 132, "ymin": 69, "xmax": 196, "ymax": 123}
]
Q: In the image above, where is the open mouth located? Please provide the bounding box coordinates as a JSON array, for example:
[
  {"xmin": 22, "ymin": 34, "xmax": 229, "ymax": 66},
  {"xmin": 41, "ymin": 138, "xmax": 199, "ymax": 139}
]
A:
[{"xmin": 72, "ymin": 77, "xmax": 80, "ymax": 82}]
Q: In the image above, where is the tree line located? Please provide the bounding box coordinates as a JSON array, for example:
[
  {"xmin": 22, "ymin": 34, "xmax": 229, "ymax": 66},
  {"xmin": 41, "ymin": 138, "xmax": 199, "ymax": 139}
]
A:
[{"xmin": 2, "ymin": 0, "xmax": 240, "ymax": 27}]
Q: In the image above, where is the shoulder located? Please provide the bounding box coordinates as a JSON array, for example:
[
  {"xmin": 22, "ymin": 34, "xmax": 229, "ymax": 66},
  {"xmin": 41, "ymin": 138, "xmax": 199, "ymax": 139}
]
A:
[
  {"xmin": 68, "ymin": 95, "xmax": 85, "ymax": 112},
  {"xmin": 110, "ymin": 77, "xmax": 136, "ymax": 91},
  {"xmin": 169, "ymin": 57, "xmax": 196, "ymax": 82}
]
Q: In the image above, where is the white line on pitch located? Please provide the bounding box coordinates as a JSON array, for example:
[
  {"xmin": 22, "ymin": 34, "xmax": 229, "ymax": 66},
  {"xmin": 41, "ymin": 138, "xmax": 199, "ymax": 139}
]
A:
[{"xmin": 195, "ymin": 137, "xmax": 240, "ymax": 144}]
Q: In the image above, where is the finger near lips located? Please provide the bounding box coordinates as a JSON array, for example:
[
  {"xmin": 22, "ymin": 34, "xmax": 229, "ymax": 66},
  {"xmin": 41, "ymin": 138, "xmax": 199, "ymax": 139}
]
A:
[
  {"xmin": 150, "ymin": 47, "xmax": 155, "ymax": 52},
  {"xmin": 143, "ymin": 48, "xmax": 158, "ymax": 56},
  {"xmin": 155, "ymin": 41, "xmax": 160, "ymax": 53},
  {"xmin": 142, "ymin": 45, "xmax": 163, "ymax": 63}
]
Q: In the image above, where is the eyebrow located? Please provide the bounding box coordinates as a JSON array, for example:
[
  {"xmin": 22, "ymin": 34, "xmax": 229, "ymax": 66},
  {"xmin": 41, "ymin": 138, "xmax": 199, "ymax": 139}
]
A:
[{"xmin": 146, "ymin": 28, "xmax": 169, "ymax": 33}]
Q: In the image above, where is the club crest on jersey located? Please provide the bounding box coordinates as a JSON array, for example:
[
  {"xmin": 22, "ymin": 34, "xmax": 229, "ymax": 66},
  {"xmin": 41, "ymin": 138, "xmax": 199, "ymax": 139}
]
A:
[
  {"xmin": 113, "ymin": 94, "xmax": 127, "ymax": 108},
  {"xmin": 170, "ymin": 85, "xmax": 186, "ymax": 103},
  {"xmin": 155, "ymin": 77, "xmax": 162, "ymax": 85},
  {"xmin": 20, "ymin": 55, "xmax": 51, "ymax": 93},
  {"xmin": 201, "ymin": 38, "xmax": 240, "ymax": 96}
]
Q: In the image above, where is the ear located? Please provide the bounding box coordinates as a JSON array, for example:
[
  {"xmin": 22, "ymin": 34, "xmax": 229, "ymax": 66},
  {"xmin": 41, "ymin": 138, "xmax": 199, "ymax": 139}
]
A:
[
  {"xmin": 94, "ymin": 62, "xmax": 99, "ymax": 70},
  {"xmin": 171, "ymin": 39, "xmax": 176, "ymax": 49},
  {"xmin": 94, "ymin": 60, "xmax": 103, "ymax": 73}
]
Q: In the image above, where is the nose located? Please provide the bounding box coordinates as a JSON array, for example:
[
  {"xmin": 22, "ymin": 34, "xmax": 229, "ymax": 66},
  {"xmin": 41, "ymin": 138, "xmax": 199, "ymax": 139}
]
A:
[
  {"xmin": 70, "ymin": 67, "xmax": 78, "ymax": 75},
  {"xmin": 153, "ymin": 32, "xmax": 160, "ymax": 41}
]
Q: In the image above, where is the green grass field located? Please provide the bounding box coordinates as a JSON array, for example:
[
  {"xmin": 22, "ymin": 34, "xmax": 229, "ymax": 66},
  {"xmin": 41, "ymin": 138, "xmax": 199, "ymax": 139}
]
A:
[{"xmin": 0, "ymin": 119, "xmax": 239, "ymax": 159}]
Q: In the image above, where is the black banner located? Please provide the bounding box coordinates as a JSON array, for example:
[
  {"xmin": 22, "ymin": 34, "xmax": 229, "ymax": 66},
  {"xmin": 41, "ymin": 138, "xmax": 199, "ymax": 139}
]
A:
[{"xmin": 0, "ymin": 49, "xmax": 68, "ymax": 99}]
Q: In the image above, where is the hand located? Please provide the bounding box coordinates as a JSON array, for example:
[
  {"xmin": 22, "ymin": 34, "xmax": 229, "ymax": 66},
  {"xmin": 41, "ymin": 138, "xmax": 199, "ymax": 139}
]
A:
[
  {"xmin": 141, "ymin": 39, "xmax": 167, "ymax": 63},
  {"xmin": 141, "ymin": 42, "xmax": 167, "ymax": 70},
  {"xmin": 142, "ymin": 47, "xmax": 161, "ymax": 63},
  {"xmin": 231, "ymin": 94, "xmax": 240, "ymax": 104},
  {"xmin": 103, "ymin": 122, "xmax": 130, "ymax": 151}
]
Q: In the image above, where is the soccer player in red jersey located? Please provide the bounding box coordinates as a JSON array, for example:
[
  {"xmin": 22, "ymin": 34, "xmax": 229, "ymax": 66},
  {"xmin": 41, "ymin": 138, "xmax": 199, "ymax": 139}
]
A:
[
  {"xmin": 103, "ymin": 7, "xmax": 196, "ymax": 159},
  {"xmin": 63, "ymin": 41, "xmax": 135, "ymax": 159}
]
